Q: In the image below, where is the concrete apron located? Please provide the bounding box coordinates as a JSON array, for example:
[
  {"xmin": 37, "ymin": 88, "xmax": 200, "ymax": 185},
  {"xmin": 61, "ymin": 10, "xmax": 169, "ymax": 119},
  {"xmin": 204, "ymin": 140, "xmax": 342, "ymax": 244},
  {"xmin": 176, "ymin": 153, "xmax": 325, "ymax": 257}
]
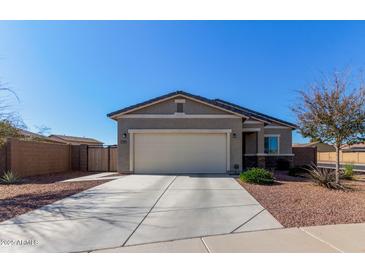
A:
[
  {"xmin": 0, "ymin": 175, "xmax": 175, "ymax": 252},
  {"xmin": 0, "ymin": 174, "xmax": 282, "ymax": 252},
  {"xmin": 123, "ymin": 175, "xmax": 282, "ymax": 246}
]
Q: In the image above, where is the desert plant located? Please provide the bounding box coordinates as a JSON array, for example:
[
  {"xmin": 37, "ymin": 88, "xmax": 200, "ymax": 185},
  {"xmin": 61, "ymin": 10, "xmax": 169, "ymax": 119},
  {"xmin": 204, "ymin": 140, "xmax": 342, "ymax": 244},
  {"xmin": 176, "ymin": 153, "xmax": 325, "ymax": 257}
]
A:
[
  {"xmin": 304, "ymin": 164, "xmax": 349, "ymax": 190},
  {"xmin": 240, "ymin": 168, "xmax": 274, "ymax": 184},
  {"xmin": 0, "ymin": 171, "xmax": 20, "ymax": 184},
  {"xmin": 343, "ymin": 164, "xmax": 354, "ymax": 180},
  {"xmin": 293, "ymin": 70, "xmax": 365, "ymax": 187}
]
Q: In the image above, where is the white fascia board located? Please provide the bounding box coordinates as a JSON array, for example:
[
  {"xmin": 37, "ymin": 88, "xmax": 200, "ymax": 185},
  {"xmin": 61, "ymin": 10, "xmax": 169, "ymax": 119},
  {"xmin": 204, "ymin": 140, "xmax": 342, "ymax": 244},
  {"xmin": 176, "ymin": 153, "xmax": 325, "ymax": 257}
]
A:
[
  {"xmin": 242, "ymin": 128, "xmax": 261, "ymax": 132},
  {"xmin": 120, "ymin": 114, "xmax": 240, "ymax": 119},
  {"xmin": 243, "ymin": 120, "xmax": 264, "ymax": 125},
  {"xmin": 264, "ymin": 125, "xmax": 290, "ymax": 129},
  {"xmin": 110, "ymin": 94, "xmax": 247, "ymax": 119},
  {"xmin": 244, "ymin": 153, "xmax": 294, "ymax": 156},
  {"xmin": 128, "ymin": 129, "xmax": 232, "ymax": 134}
]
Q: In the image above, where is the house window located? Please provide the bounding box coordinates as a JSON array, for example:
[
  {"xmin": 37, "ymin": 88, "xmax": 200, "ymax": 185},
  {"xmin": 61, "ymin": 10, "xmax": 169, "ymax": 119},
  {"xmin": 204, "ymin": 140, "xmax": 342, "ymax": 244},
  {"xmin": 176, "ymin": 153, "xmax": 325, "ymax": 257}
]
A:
[
  {"xmin": 176, "ymin": 103, "xmax": 184, "ymax": 113},
  {"xmin": 264, "ymin": 135, "xmax": 279, "ymax": 154}
]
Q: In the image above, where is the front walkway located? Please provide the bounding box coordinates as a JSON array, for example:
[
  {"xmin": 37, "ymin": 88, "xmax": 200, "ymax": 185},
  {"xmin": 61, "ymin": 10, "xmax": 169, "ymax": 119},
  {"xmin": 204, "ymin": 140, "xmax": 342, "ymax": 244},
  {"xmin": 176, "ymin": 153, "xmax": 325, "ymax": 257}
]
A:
[{"xmin": 93, "ymin": 222, "xmax": 365, "ymax": 253}]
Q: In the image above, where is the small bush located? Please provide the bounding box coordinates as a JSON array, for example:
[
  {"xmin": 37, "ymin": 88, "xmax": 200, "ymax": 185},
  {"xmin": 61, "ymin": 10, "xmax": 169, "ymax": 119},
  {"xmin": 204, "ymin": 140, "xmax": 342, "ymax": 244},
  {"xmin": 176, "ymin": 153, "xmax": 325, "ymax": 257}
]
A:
[
  {"xmin": 240, "ymin": 168, "xmax": 274, "ymax": 184},
  {"xmin": 342, "ymin": 164, "xmax": 354, "ymax": 180},
  {"xmin": 1, "ymin": 171, "xmax": 20, "ymax": 184},
  {"xmin": 276, "ymin": 159, "xmax": 290, "ymax": 170}
]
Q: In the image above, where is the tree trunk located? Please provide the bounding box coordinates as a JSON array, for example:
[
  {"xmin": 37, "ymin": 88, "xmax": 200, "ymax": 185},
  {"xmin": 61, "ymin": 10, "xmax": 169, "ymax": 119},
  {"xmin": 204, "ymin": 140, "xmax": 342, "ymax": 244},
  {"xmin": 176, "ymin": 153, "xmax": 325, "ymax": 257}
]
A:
[{"xmin": 335, "ymin": 145, "xmax": 341, "ymax": 184}]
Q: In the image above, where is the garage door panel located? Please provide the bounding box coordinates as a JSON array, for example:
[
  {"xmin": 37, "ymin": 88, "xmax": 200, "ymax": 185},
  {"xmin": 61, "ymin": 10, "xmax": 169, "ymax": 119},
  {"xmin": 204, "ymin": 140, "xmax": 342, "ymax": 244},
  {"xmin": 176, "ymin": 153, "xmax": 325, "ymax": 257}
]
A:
[{"xmin": 134, "ymin": 133, "xmax": 227, "ymax": 174}]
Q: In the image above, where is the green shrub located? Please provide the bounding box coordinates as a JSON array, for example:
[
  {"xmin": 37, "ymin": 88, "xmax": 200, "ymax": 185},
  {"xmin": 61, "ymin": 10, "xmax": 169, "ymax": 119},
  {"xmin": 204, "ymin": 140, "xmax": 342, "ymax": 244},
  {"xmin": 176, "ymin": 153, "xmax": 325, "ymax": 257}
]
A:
[
  {"xmin": 240, "ymin": 168, "xmax": 274, "ymax": 184},
  {"xmin": 1, "ymin": 171, "xmax": 20, "ymax": 184},
  {"xmin": 342, "ymin": 164, "xmax": 354, "ymax": 180}
]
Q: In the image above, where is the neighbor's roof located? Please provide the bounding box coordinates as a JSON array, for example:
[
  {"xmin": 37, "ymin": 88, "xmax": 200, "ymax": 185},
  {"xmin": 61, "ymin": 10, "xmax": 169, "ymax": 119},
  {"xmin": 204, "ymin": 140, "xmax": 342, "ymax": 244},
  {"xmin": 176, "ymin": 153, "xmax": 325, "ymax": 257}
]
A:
[
  {"xmin": 342, "ymin": 143, "xmax": 365, "ymax": 152},
  {"xmin": 19, "ymin": 129, "xmax": 47, "ymax": 139},
  {"xmin": 48, "ymin": 134, "xmax": 103, "ymax": 144},
  {"xmin": 107, "ymin": 90, "xmax": 297, "ymax": 128},
  {"xmin": 292, "ymin": 141, "xmax": 321, "ymax": 147}
]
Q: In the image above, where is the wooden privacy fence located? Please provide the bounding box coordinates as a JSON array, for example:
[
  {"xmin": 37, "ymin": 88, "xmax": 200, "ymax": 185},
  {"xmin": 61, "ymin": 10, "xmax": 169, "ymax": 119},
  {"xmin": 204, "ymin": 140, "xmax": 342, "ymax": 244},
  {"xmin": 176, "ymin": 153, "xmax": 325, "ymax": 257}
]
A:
[
  {"xmin": 317, "ymin": 151, "xmax": 365, "ymax": 164},
  {"xmin": 87, "ymin": 145, "xmax": 117, "ymax": 172}
]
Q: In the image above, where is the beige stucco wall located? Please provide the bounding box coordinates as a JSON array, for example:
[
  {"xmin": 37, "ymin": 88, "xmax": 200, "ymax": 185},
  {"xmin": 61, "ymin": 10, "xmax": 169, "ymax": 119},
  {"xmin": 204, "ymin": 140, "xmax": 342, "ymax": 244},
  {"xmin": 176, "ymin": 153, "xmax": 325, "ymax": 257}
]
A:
[
  {"xmin": 113, "ymin": 99, "xmax": 294, "ymax": 172},
  {"xmin": 242, "ymin": 121, "xmax": 294, "ymax": 155},
  {"xmin": 117, "ymin": 118, "xmax": 243, "ymax": 173},
  {"xmin": 263, "ymin": 127, "xmax": 293, "ymax": 154},
  {"xmin": 243, "ymin": 123, "xmax": 265, "ymax": 153},
  {"xmin": 133, "ymin": 97, "xmax": 228, "ymax": 115},
  {"xmin": 244, "ymin": 132, "xmax": 257, "ymax": 154}
]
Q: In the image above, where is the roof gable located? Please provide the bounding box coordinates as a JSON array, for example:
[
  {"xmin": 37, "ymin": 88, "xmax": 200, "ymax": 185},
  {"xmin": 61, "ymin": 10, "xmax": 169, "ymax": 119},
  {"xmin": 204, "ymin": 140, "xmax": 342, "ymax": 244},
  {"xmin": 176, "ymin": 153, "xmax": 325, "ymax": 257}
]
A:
[
  {"xmin": 107, "ymin": 91, "xmax": 248, "ymax": 119},
  {"xmin": 107, "ymin": 90, "xmax": 297, "ymax": 128}
]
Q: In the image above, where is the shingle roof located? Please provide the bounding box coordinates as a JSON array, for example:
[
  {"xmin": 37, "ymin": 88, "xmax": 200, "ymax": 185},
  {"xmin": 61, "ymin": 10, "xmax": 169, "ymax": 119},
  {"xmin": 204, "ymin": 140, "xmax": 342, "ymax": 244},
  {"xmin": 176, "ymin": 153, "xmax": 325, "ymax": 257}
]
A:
[
  {"xmin": 48, "ymin": 134, "xmax": 103, "ymax": 144},
  {"xmin": 214, "ymin": 98, "xmax": 297, "ymax": 128},
  {"xmin": 292, "ymin": 141, "xmax": 320, "ymax": 147},
  {"xmin": 342, "ymin": 143, "xmax": 365, "ymax": 151},
  {"xmin": 19, "ymin": 129, "xmax": 47, "ymax": 139},
  {"xmin": 107, "ymin": 90, "xmax": 297, "ymax": 128}
]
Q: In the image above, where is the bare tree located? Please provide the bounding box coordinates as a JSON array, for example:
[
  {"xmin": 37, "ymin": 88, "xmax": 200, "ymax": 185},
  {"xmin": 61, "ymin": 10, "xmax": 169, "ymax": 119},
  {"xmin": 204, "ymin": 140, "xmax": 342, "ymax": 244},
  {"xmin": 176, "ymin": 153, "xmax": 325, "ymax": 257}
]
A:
[
  {"xmin": 35, "ymin": 124, "xmax": 51, "ymax": 136},
  {"xmin": 293, "ymin": 70, "xmax": 365, "ymax": 188},
  {"xmin": 0, "ymin": 80, "xmax": 19, "ymax": 120},
  {"xmin": 0, "ymin": 80, "xmax": 23, "ymax": 145}
]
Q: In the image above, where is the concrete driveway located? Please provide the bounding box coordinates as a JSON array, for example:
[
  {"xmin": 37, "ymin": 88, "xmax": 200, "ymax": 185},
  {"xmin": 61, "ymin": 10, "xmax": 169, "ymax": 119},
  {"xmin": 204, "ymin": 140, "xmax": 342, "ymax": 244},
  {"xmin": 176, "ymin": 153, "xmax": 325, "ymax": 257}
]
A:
[{"xmin": 0, "ymin": 174, "xmax": 281, "ymax": 252}]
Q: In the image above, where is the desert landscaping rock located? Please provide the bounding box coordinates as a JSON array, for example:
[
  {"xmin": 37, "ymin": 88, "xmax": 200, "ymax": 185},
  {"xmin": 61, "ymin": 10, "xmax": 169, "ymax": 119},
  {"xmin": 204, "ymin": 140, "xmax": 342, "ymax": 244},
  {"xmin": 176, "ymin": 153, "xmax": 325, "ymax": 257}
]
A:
[
  {"xmin": 0, "ymin": 171, "xmax": 112, "ymax": 222},
  {"xmin": 240, "ymin": 172, "xmax": 365, "ymax": 227}
]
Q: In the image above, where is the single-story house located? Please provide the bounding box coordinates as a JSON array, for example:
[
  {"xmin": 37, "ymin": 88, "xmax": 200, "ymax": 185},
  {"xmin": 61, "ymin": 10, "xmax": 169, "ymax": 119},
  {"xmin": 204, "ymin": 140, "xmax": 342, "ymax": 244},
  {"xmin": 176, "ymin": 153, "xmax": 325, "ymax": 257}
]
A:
[
  {"xmin": 48, "ymin": 134, "xmax": 103, "ymax": 146},
  {"xmin": 13, "ymin": 129, "xmax": 63, "ymax": 144},
  {"xmin": 108, "ymin": 91, "xmax": 297, "ymax": 174},
  {"xmin": 341, "ymin": 143, "xmax": 365, "ymax": 152},
  {"xmin": 293, "ymin": 141, "xmax": 336, "ymax": 152}
]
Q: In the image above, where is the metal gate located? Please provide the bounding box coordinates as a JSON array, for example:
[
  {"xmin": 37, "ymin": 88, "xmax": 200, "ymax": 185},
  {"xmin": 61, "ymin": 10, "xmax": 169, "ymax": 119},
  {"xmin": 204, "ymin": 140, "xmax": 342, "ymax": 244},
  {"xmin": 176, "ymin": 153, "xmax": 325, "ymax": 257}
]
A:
[{"xmin": 87, "ymin": 145, "xmax": 117, "ymax": 172}]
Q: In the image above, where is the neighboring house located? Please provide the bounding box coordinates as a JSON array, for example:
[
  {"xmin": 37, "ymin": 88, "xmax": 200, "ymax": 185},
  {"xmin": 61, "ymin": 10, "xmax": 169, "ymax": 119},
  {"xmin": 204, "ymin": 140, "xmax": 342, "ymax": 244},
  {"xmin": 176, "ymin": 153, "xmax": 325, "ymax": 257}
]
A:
[
  {"xmin": 341, "ymin": 143, "xmax": 365, "ymax": 152},
  {"xmin": 108, "ymin": 91, "xmax": 297, "ymax": 174},
  {"xmin": 16, "ymin": 129, "xmax": 62, "ymax": 143},
  {"xmin": 18, "ymin": 129, "xmax": 47, "ymax": 140},
  {"xmin": 293, "ymin": 141, "xmax": 336, "ymax": 152},
  {"xmin": 48, "ymin": 134, "xmax": 103, "ymax": 146}
]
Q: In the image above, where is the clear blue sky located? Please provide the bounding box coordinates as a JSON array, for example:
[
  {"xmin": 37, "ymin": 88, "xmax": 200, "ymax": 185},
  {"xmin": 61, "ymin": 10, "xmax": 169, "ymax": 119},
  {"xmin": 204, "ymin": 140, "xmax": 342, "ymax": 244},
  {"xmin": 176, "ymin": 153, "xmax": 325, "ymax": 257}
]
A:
[{"xmin": 1, "ymin": 21, "xmax": 365, "ymax": 144}]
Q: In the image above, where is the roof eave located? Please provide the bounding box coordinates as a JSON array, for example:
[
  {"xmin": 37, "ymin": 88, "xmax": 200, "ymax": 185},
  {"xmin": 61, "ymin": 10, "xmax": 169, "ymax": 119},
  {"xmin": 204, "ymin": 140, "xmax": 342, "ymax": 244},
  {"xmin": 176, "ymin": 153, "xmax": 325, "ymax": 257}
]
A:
[{"xmin": 107, "ymin": 92, "xmax": 249, "ymax": 120}]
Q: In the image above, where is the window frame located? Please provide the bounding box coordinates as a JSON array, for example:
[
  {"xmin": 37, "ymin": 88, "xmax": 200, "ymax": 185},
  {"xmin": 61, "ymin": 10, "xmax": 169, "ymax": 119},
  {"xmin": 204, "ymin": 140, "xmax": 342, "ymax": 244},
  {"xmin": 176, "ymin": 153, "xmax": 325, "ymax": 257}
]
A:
[{"xmin": 264, "ymin": 134, "xmax": 280, "ymax": 155}]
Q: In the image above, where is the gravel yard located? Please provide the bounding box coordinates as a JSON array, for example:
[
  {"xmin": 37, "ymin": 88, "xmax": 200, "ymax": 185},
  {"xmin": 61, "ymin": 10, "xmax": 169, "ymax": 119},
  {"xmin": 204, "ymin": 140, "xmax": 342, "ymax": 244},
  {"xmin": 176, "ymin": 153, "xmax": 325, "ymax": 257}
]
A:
[
  {"xmin": 0, "ymin": 172, "xmax": 112, "ymax": 222},
  {"xmin": 239, "ymin": 171, "xmax": 365, "ymax": 227}
]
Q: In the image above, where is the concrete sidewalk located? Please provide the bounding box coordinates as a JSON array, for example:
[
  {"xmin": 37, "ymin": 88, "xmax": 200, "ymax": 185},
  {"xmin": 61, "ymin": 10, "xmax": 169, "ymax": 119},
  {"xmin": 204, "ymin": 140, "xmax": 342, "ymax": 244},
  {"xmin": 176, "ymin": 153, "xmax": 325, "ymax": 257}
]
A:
[{"xmin": 93, "ymin": 223, "xmax": 365, "ymax": 253}]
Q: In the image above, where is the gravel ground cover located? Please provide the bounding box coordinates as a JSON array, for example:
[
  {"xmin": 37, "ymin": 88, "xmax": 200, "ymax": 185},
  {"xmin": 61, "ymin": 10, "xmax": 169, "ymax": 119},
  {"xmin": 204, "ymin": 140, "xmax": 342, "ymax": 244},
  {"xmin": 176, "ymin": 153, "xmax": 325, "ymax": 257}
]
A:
[
  {"xmin": 0, "ymin": 172, "xmax": 112, "ymax": 222},
  {"xmin": 239, "ymin": 171, "xmax": 365, "ymax": 227}
]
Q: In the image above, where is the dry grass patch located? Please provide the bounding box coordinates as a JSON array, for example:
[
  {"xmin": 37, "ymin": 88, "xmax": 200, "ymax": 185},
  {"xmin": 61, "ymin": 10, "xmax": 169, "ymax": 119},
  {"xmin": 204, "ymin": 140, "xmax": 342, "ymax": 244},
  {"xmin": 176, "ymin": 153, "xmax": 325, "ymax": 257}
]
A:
[{"xmin": 239, "ymin": 171, "xmax": 365, "ymax": 227}]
